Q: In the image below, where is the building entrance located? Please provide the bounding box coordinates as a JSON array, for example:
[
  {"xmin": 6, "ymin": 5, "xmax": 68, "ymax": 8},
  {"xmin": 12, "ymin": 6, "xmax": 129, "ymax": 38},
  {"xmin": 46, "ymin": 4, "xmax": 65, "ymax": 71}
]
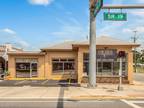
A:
[{"xmin": 16, "ymin": 58, "xmax": 38, "ymax": 78}]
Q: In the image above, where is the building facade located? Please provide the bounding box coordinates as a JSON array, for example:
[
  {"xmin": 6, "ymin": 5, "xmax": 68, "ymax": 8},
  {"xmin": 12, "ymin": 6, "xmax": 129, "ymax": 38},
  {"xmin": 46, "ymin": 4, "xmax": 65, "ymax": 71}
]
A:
[
  {"xmin": 0, "ymin": 44, "xmax": 22, "ymax": 74},
  {"xmin": 8, "ymin": 36, "xmax": 140, "ymax": 84}
]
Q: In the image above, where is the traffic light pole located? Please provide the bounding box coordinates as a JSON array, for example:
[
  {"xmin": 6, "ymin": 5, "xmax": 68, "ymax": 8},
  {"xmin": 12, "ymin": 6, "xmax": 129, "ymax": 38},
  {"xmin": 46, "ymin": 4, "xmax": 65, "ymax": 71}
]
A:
[
  {"xmin": 88, "ymin": 6, "xmax": 96, "ymax": 88},
  {"xmin": 88, "ymin": 1, "xmax": 144, "ymax": 88}
]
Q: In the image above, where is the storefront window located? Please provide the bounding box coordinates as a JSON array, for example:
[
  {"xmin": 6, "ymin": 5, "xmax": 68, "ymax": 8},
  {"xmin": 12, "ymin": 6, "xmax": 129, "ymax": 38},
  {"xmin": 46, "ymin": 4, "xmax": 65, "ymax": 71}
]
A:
[
  {"xmin": 83, "ymin": 50, "xmax": 128, "ymax": 77},
  {"xmin": 16, "ymin": 58, "xmax": 38, "ymax": 78},
  {"xmin": 113, "ymin": 61, "xmax": 127, "ymax": 76},
  {"xmin": 52, "ymin": 58, "xmax": 75, "ymax": 73}
]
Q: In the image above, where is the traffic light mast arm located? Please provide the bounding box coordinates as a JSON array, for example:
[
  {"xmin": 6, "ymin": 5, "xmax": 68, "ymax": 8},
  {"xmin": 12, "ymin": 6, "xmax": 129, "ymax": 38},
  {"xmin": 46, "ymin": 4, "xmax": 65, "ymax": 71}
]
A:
[{"xmin": 102, "ymin": 5, "xmax": 144, "ymax": 9}]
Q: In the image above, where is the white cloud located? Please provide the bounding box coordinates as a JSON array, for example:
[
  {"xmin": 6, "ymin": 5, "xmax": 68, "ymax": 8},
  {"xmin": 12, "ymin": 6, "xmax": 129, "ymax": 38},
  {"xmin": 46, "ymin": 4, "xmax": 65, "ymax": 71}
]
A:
[
  {"xmin": 68, "ymin": 17, "xmax": 80, "ymax": 25},
  {"xmin": 0, "ymin": 28, "xmax": 16, "ymax": 35},
  {"xmin": 97, "ymin": 22, "xmax": 125, "ymax": 36},
  {"xmin": 17, "ymin": 40, "xmax": 30, "ymax": 48},
  {"xmin": 123, "ymin": 26, "xmax": 144, "ymax": 33},
  {"xmin": 136, "ymin": 26, "xmax": 144, "ymax": 33},
  {"xmin": 111, "ymin": 0, "xmax": 123, "ymax": 4},
  {"xmin": 130, "ymin": 10, "xmax": 144, "ymax": 18},
  {"xmin": 52, "ymin": 17, "xmax": 88, "ymax": 40},
  {"xmin": 122, "ymin": 28, "xmax": 132, "ymax": 33},
  {"xmin": 51, "ymin": 25, "xmax": 87, "ymax": 39},
  {"xmin": 0, "ymin": 28, "xmax": 30, "ymax": 49},
  {"xmin": 137, "ymin": 0, "xmax": 144, "ymax": 3},
  {"xmin": 28, "ymin": 0, "xmax": 54, "ymax": 6}
]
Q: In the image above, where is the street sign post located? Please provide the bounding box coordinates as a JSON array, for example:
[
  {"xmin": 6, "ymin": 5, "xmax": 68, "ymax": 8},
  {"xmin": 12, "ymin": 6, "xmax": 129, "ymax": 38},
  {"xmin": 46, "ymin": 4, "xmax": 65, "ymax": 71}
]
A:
[
  {"xmin": 94, "ymin": 0, "xmax": 103, "ymax": 17},
  {"xmin": 89, "ymin": 0, "xmax": 144, "ymax": 88},
  {"xmin": 104, "ymin": 12, "xmax": 127, "ymax": 21}
]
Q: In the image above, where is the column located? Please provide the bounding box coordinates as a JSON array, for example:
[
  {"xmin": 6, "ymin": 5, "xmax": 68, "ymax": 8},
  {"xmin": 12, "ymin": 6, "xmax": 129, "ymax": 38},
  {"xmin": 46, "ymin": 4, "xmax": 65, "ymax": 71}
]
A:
[
  {"xmin": 127, "ymin": 51, "xmax": 134, "ymax": 84},
  {"xmin": 8, "ymin": 55, "xmax": 15, "ymax": 78},
  {"xmin": 77, "ymin": 48, "xmax": 83, "ymax": 84}
]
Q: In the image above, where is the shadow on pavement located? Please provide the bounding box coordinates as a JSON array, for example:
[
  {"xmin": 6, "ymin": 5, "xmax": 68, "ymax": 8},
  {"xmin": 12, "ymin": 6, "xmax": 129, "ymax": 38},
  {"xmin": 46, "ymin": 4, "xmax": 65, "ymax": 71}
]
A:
[{"xmin": 57, "ymin": 82, "xmax": 69, "ymax": 108}]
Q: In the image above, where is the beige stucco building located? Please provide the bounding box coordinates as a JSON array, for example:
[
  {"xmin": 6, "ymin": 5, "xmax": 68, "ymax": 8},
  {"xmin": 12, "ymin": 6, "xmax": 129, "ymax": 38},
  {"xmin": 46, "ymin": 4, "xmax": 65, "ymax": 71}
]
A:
[{"xmin": 7, "ymin": 36, "xmax": 140, "ymax": 84}]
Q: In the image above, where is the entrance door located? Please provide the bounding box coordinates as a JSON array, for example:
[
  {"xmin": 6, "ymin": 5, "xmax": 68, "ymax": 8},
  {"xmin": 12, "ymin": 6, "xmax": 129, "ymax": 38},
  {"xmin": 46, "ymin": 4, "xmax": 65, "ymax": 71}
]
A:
[
  {"xmin": 30, "ymin": 62, "xmax": 38, "ymax": 78},
  {"xmin": 16, "ymin": 58, "xmax": 38, "ymax": 78}
]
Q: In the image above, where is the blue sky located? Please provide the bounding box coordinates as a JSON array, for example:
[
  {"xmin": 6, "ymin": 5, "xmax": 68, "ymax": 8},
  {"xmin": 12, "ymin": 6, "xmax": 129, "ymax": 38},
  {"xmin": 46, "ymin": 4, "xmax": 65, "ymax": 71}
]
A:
[{"xmin": 0, "ymin": 0, "xmax": 144, "ymax": 50}]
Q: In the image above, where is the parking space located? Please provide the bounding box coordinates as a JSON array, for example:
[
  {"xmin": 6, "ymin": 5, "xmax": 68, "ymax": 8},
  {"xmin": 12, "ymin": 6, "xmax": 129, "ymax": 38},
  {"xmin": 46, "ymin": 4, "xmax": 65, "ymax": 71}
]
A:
[{"xmin": 0, "ymin": 80, "xmax": 79, "ymax": 87}]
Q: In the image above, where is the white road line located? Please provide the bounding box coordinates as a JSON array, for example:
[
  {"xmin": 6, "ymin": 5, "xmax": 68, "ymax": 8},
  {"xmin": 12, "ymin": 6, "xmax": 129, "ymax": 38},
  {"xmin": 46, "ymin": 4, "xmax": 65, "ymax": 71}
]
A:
[
  {"xmin": 41, "ymin": 80, "xmax": 48, "ymax": 85},
  {"xmin": 14, "ymin": 80, "xmax": 27, "ymax": 85},
  {"xmin": 121, "ymin": 99, "xmax": 142, "ymax": 108},
  {"xmin": 128, "ymin": 101, "xmax": 144, "ymax": 104}
]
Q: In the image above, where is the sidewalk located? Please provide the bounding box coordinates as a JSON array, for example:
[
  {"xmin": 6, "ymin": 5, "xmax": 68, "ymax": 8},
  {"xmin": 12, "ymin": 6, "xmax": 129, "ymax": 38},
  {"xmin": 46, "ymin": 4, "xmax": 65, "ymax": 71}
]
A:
[{"xmin": 0, "ymin": 82, "xmax": 144, "ymax": 100}]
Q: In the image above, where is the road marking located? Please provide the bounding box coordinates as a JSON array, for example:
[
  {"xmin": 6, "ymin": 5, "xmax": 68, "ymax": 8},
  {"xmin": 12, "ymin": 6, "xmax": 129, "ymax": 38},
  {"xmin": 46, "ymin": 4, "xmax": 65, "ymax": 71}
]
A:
[
  {"xmin": 14, "ymin": 80, "xmax": 27, "ymax": 85},
  {"xmin": 41, "ymin": 80, "xmax": 48, "ymax": 85},
  {"xmin": 121, "ymin": 99, "xmax": 142, "ymax": 108},
  {"xmin": 129, "ymin": 101, "xmax": 144, "ymax": 104}
]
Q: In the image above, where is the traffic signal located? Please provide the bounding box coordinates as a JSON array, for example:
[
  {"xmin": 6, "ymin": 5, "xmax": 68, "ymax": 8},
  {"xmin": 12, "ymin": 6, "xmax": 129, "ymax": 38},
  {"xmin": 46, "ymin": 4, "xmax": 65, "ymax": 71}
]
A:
[{"xmin": 118, "ymin": 51, "xmax": 126, "ymax": 58}]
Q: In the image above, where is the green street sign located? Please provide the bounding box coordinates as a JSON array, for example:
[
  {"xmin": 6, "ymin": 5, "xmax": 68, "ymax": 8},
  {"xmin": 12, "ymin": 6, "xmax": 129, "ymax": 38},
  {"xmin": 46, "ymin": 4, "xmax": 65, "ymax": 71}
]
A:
[
  {"xmin": 104, "ymin": 12, "xmax": 127, "ymax": 21},
  {"xmin": 94, "ymin": 0, "xmax": 103, "ymax": 17}
]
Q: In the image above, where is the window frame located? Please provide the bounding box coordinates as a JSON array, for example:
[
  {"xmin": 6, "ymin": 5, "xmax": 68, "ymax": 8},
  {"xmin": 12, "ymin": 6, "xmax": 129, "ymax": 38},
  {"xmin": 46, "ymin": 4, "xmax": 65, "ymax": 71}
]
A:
[
  {"xmin": 15, "ymin": 58, "xmax": 38, "ymax": 78},
  {"xmin": 52, "ymin": 58, "xmax": 75, "ymax": 74},
  {"xmin": 83, "ymin": 51, "xmax": 128, "ymax": 77}
]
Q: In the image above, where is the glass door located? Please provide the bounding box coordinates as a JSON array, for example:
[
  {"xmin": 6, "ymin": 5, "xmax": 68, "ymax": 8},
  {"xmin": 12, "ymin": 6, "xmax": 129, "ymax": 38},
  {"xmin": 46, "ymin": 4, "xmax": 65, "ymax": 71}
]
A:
[
  {"xmin": 30, "ymin": 62, "xmax": 38, "ymax": 78},
  {"xmin": 16, "ymin": 58, "xmax": 38, "ymax": 78}
]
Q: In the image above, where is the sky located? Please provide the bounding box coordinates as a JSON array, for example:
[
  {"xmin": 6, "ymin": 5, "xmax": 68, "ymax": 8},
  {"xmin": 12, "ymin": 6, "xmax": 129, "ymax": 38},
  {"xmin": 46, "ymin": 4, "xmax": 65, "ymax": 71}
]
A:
[{"xmin": 0, "ymin": 0, "xmax": 144, "ymax": 50}]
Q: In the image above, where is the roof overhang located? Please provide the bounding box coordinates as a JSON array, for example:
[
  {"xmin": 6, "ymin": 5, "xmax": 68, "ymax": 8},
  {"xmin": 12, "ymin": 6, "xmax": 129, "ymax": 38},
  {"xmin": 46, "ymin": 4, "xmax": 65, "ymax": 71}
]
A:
[
  {"xmin": 72, "ymin": 44, "xmax": 141, "ymax": 48},
  {"xmin": 8, "ymin": 52, "xmax": 45, "ymax": 56},
  {"xmin": 41, "ymin": 49, "xmax": 73, "ymax": 52}
]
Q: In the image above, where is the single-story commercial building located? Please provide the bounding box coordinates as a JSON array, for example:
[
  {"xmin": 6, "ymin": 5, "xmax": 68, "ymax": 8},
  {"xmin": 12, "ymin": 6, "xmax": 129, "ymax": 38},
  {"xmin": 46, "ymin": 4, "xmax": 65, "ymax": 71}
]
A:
[{"xmin": 8, "ymin": 36, "xmax": 140, "ymax": 84}]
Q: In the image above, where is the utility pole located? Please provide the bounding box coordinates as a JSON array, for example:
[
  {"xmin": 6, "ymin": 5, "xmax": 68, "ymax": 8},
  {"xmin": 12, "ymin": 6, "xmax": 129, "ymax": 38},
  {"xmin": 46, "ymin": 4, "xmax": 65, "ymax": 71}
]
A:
[
  {"xmin": 132, "ymin": 30, "xmax": 138, "ymax": 73},
  {"xmin": 88, "ymin": 0, "xmax": 96, "ymax": 88},
  {"xmin": 88, "ymin": 1, "xmax": 144, "ymax": 88}
]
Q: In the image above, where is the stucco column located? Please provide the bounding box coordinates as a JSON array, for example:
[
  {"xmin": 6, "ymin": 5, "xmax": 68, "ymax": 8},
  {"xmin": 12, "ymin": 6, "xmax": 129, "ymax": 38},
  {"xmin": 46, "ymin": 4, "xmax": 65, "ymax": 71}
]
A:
[
  {"xmin": 38, "ymin": 56, "xmax": 45, "ymax": 78},
  {"xmin": 77, "ymin": 48, "xmax": 83, "ymax": 84},
  {"xmin": 127, "ymin": 51, "xmax": 134, "ymax": 84},
  {"xmin": 8, "ymin": 56, "xmax": 15, "ymax": 78},
  {"xmin": 45, "ymin": 53, "xmax": 51, "ymax": 79}
]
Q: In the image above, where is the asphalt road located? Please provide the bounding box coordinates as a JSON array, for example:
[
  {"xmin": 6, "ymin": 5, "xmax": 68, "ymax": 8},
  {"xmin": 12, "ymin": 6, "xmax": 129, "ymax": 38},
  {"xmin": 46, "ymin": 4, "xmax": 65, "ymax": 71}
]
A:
[{"xmin": 0, "ymin": 99, "xmax": 143, "ymax": 108}]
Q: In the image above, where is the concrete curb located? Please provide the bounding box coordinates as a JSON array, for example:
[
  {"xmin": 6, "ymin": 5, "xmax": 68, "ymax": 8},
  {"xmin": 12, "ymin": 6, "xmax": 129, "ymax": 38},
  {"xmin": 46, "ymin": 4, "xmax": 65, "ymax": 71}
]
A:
[{"xmin": 0, "ymin": 96, "xmax": 143, "ymax": 101}]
